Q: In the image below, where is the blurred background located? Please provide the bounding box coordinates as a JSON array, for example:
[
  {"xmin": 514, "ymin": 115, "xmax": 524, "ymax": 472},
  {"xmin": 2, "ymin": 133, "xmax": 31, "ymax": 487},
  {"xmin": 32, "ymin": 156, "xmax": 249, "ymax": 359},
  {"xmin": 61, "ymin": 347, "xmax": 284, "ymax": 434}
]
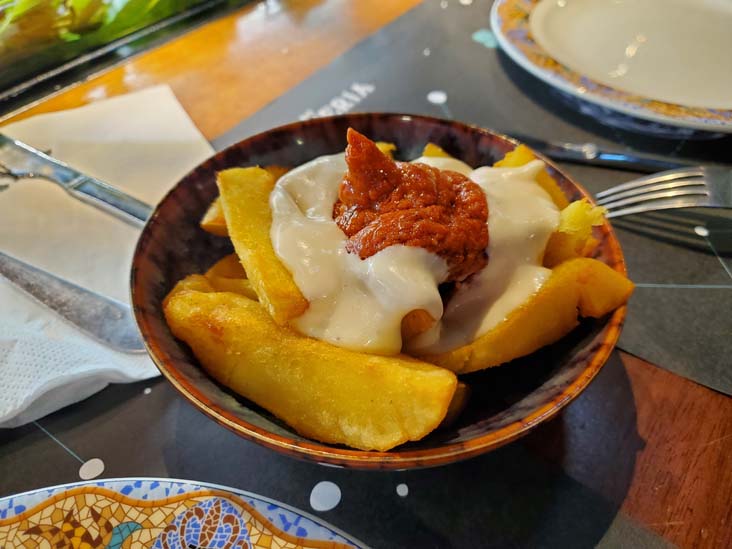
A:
[{"xmin": 0, "ymin": 0, "xmax": 250, "ymax": 107}]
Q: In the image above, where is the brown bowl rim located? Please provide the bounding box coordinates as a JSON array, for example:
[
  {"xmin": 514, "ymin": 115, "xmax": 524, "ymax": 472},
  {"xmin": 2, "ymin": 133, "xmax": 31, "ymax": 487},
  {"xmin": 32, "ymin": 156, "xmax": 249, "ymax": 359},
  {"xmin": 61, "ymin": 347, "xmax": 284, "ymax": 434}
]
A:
[{"xmin": 130, "ymin": 112, "xmax": 628, "ymax": 470}]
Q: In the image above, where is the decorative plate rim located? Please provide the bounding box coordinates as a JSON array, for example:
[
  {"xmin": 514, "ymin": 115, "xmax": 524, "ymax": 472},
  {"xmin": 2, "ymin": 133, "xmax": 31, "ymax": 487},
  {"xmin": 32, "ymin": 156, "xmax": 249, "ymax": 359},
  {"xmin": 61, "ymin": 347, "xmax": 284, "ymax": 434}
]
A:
[
  {"xmin": 0, "ymin": 476, "xmax": 369, "ymax": 548},
  {"xmin": 490, "ymin": 0, "xmax": 732, "ymax": 132},
  {"xmin": 131, "ymin": 112, "xmax": 628, "ymax": 470}
]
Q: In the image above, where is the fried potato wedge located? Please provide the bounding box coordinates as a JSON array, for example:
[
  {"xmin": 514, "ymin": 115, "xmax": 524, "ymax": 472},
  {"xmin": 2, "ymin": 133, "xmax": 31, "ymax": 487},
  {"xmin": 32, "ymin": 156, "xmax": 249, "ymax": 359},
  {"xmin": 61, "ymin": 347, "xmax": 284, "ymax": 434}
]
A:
[
  {"xmin": 206, "ymin": 276, "xmax": 259, "ymax": 300},
  {"xmin": 201, "ymin": 166, "xmax": 290, "ymax": 237},
  {"xmin": 205, "ymin": 254, "xmax": 247, "ymax": 279},
  {"xmin": 440, "ymin": 381, "xmax": 470, "ymax": 428},
  {"xmin": 218, "ymin": 167, "xmax": 308, "ymax": 324},
  {"xmin": 202, "ymin": 255, "xmax": 258, "ymax": 299},
  {"xmin": 166, "ymin": 274, "xmax": 215, "ymax": 299},
  {"xmin": 495, "ymin": 144, "xmax": 570, "ymax": 210},
  {"xmin": 376, "ymin": 141, "xmax": 397, "ymax": 158},
  {"xmin": 543, "ymin": 199, "xmax": 607, "ymax": 268},
  {"xmin": 401, "ymin": 309, "xmax": 436, "ymax": 341},
  {"xmin": 164, "ymin": 289, "xmax": 457, "ymax": 451},
  {"xmin": 200, "ymin": 199, "xmax": 229, "ymax": 236},
  {"xmin": 417, "ymin": 258, "xmax": 634, "ymax": 373},
  {"xmin": 422, "ymin": 143, "xmax": 453, "ymax": 158}
]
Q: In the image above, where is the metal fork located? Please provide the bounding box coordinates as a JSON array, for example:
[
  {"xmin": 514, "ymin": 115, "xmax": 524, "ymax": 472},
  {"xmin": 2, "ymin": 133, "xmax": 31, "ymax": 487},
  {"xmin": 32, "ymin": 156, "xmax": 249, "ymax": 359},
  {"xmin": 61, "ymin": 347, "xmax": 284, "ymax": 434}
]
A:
[
  {"xmin": 0, "ymin": 134, "xmax": 152, "ymax": 227},
  {"xmin": 596, "ymin": 166, "xmax": 732, "ymax": 218}
]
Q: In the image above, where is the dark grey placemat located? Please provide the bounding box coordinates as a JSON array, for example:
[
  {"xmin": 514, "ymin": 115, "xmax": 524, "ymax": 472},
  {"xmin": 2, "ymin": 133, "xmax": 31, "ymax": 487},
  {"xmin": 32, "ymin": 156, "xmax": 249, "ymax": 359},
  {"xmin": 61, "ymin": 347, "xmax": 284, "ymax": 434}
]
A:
[
  {"xmin": 0, "ymin": 367, "xmax": 672, "ymax": 548},
  {"xmin": 212, "ymin": 0, "xmax": 732, "ymax": 395}
]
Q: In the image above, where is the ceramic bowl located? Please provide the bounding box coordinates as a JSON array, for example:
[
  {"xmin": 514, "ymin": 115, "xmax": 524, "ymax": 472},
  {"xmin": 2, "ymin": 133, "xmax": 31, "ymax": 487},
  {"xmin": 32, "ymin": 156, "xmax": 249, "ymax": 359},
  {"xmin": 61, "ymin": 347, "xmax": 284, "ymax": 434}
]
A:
[{"xmin": 130, "ymin": 113, "xmax": 627, "ymax": 470}]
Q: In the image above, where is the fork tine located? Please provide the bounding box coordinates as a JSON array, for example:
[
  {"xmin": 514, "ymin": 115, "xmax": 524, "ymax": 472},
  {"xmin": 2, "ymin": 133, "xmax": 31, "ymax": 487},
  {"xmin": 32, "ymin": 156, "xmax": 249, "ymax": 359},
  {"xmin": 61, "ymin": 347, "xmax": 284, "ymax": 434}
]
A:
[
  {"xmin": 606, "ymin": 197, "xmax": 711, "ymax": 218},
  {"xmin": 602, "ymin": 188, "xmax": 709, "ymax": 210},
  {"xmin": 595, "ymin": 167, "xmax": 704, "ymax": 199},
  {"xmin": 596, "ymin": 177, "xmax": 705, "ymax": 205}
]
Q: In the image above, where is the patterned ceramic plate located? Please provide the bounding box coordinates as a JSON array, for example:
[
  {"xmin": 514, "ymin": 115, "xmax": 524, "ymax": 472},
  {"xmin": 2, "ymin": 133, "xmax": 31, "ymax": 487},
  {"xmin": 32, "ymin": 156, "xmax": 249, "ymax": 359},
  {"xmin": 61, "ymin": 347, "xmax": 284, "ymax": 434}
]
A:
[
  {"xmin": 0, "ymin": 478, "xmax": 367, "ymax": 548},
  {"xmin": 490, "ymin": 0, "xmax": 732, "ymax": 135}
]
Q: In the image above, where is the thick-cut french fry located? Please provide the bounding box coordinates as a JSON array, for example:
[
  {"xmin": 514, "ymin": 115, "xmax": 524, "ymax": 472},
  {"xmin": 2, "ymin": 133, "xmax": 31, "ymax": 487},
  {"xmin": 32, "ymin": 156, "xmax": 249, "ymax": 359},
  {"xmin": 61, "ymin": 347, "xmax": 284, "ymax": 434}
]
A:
[
  {"xmin": 495, "ymin": 144, "xmax": 570, "ymax": 210},
  {"xmin": 543, "ymin": 199, "xmax": 606, "ymax": 268},
  {"xmin": 165, "ymin": 274, "xmax": 215, "ymax": 302},
  {"xmin": 207, "ymin": 276, "xmax": 259, "ymax": 300},
  {"xmin": 205, "ymin": 254, "xmax": 247, "ymax": 279},
  {"xmin": 164, "ymin": 289, "xmax": 457, "ymax": 451},
  {"xmin": 203, "ymin": 255, "xmax": 257, "ymax": 299},
  {"xmin": 417, "ymin": 258, "xmax": 634, "ymax": 373},
  {"xmin": 376, "ymin": 141, "xmax": 397, "ymax": 158},
  {"xmin": 217, "ymin": 167, "xmax": 308, "ymax": 324},
  {"xmin": 201, "ymin": 166, "xmax": 290, "ymax": 237},
  {"xmin": 401, "ymin": 309, "xmax": 436, "ymax": 340},
  {"xmin": 421, "ymin": 143, "xmax": 452, "ymax": 158},
  {"xmin": 440, "ymin": 381, "xmax": 470, "ymax": 428},
  {"xmin": 200, "ymin": 199, "xmax": 228, "ymax": 236}
]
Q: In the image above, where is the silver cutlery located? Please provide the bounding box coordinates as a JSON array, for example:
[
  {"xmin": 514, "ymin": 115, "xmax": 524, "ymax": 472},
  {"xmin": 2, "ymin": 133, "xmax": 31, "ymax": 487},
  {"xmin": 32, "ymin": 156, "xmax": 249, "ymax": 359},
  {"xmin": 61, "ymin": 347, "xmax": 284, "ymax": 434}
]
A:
[
  {"xmin": 508, "ymin": 134, "xmax": 693, "ymax": 173},
  {"xmin": 0, "ymin": 134, "xmax": 153, "ymax": 227},
  {"xmin": 0, "ymin": 250, "xmax": 145, "ymax": 353},
  {"xmin": 0, "ymin": 133, "xmax": 151, "ymax": 353},
  {"xmin": 596, "ymin": 166, "xmax": 731, "ymax": 218}
]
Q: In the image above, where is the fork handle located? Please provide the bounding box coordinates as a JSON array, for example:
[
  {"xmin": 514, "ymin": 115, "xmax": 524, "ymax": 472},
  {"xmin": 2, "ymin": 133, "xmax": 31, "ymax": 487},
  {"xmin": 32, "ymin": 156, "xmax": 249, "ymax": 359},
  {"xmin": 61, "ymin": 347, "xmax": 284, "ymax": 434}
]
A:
[
  {"xmin": 1, "ymin": 134, "xmax": 154, "ymax": 227},
  {"xmin": 66, "ymin": 175, "xmax": 153, "ymax": 227}
]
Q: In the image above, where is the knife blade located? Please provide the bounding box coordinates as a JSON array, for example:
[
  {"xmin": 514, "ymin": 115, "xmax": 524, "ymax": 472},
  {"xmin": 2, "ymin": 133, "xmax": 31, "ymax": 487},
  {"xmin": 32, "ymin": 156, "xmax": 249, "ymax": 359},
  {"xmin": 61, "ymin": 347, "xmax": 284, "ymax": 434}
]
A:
[
  {"xmin": 508, "ymin": 133, "xmax": 693, "ymax": 173},
  {"xmin": 0, "ymin": 250, "xmax": 145, "ymax": 353}
]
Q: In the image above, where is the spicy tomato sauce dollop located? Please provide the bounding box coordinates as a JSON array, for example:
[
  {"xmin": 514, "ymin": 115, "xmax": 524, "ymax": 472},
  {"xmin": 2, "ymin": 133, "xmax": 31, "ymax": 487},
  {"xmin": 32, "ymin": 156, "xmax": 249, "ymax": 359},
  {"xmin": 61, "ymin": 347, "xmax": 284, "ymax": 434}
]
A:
[{"xmin": 333, "ymin": 129, "xmax": 489, "ymax": 282}]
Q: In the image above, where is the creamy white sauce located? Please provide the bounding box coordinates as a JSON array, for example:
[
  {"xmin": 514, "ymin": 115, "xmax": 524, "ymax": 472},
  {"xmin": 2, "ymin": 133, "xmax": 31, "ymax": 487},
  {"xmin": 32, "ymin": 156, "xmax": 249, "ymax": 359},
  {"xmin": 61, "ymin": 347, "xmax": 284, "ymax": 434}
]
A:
[
  {"xmin": 407, "ymin": 160, "xmax": 559, "ymax": 354},
  {"xmin": 270, "ymin": 153, "xmax": 560, "ymax": 356},
  {"xmin": 270, "ymin": 154, "xmax": 447, "ymax": 354}
]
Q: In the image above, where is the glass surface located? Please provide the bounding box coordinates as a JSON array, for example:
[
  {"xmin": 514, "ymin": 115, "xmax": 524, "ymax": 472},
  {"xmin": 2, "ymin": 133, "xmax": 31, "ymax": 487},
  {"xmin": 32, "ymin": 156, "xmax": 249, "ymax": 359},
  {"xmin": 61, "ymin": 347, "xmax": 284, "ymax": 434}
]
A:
[{"xmin": 0, "ymin": 0, "xmax": 212, "ymax": 92}]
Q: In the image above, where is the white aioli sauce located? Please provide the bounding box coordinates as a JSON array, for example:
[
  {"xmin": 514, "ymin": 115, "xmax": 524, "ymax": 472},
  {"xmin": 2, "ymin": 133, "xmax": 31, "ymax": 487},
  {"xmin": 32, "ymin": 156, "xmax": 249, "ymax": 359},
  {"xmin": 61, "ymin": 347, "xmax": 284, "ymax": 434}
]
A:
[
  {"xmin": 407, "ymin": 159, "xmax": 559, "ymax": 353},
  {"xmin": 269, "ymin": 154, "xmax": 447, "ymax": 354},
  {"xmin": 270, "ymin": 153, "xmax": 560, "ymax": 355}
]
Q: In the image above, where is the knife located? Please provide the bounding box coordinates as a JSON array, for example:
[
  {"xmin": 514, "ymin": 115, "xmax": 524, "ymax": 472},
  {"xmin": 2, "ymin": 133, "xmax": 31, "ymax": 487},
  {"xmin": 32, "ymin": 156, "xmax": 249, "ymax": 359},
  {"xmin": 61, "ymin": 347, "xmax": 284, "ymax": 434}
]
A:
[
  {"xmin": 0, "ymin": 134, "xmax": 153, "ymax": 227},
  {"xmin": 0, "ymin": 250, "xmax": 145, "ymax": 353},
  {"xmin": 509, "ymin": 133, "xmax": 692, "ymax": 173}
]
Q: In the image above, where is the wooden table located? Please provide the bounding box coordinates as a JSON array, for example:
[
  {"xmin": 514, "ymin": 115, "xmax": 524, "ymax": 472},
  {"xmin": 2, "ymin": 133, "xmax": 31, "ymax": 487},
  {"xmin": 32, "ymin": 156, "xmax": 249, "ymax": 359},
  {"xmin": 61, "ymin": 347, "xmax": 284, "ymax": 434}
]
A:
[{"xmin": 2, "ymin": 1, "xmax": 731, "ymax": 547}]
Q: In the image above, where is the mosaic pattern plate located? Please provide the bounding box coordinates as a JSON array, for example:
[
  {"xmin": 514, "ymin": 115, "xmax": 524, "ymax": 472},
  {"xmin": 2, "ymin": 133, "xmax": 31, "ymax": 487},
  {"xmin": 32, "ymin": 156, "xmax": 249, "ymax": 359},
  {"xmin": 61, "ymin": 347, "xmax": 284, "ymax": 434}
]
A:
[
  {"xmin": 0, "ymin": 478, "xmax": 366, "ymax": 548},
  {"xmin": 491, "ymin": 0, "xmax": 732, "ymax": 135}
]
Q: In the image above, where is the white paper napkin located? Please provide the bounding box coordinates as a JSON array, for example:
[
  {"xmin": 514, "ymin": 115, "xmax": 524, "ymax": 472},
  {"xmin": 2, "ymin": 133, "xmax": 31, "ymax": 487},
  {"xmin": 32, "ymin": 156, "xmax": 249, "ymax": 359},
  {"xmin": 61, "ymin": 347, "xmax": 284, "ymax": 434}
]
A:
[{"xmin": 0, "ymin": 85, "xmax": 214, "ymax": 427}]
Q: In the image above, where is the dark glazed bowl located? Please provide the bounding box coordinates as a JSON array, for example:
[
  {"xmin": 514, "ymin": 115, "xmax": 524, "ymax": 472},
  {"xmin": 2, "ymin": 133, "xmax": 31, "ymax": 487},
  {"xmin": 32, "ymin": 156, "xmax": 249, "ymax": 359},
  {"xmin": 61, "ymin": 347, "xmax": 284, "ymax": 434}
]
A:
[{"xmin": 131, "ymin": 113, "xmax": 628, "ymax": 470}]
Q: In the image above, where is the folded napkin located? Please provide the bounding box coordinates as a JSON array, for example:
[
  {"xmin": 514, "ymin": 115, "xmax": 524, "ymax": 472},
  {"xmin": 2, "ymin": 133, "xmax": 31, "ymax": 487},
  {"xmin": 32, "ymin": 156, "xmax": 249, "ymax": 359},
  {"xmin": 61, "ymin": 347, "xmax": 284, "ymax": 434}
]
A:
[{"xmin": 0, "ymin": 85, "xmax": 213, "ymax": 427}]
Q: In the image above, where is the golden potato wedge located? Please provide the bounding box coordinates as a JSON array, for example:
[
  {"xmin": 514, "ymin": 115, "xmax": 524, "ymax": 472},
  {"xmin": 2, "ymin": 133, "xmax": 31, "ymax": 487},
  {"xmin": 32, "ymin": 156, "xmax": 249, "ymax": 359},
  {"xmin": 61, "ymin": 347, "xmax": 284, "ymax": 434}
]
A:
[
  {"xmin": 421, "ymin": 142, "xmax": 453, "ymax": 158},
  {"xmin": 495, "ymin": 144, "xmax": 570, "ymax": 210},
  {"xmin": 376, "ymin": 141, "xmax": 397, "ymax": 158},
  {"xmin": 201, "ymin": 166, "xmax": 290, "ymax": 237},
  {"xmin": 401, "ymin": 309, "xmax": 436, "ymax": 340},
  {"xmin": 217, "ymin": 167, "xmax": 308, "ymax": 324},
  {"xmin": 164, "ymin": 289, "xmax": 457, "ymax": 451},
  {"xmin": 440, "ymin": 381, "xmax": 470, "ymax": 428},
  {"xmin": 206, "ymin": 276, "xmax": 259, "ymax": 300},
  {"xmin": 205, "ymin": 254, "xmax": 247, "ymax": 279},
  {"xmin": 165, "ymin": 274, "xmax": 216, "ymax": 304},
  {"xmin": 200, "ymin": 199, "xmax": 229, "ymax": 236},
  {"xmin": 543, "ymin": 199, "xmax": 607, "ymax": 268},
  {"xmin": 417, "ymin": 258, "xmax": 634, "ymax": 373}
]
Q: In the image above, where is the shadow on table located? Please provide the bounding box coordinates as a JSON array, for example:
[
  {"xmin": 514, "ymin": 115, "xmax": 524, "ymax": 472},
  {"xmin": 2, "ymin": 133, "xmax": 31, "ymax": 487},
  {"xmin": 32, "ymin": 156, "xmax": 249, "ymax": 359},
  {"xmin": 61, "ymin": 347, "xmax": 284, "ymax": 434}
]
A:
[
  {"xmin": 611, "ymin": 209, "xmax": 732, "ymax": 258},
  {"xmin": 163, "ymin": 351, "xmax": 644, "ymax": 548}
]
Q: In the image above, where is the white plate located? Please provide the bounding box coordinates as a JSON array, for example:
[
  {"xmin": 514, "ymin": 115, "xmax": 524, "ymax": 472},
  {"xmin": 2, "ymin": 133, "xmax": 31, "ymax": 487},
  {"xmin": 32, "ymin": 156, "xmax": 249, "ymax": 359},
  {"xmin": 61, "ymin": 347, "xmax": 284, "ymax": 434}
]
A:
[
  {"xmin": 490, "ymin": 0, "xmax": 732, "ymax": 134},
  {"xmin": 530, "ymin": 0, "xmax": 732, "ymax": 110}
]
